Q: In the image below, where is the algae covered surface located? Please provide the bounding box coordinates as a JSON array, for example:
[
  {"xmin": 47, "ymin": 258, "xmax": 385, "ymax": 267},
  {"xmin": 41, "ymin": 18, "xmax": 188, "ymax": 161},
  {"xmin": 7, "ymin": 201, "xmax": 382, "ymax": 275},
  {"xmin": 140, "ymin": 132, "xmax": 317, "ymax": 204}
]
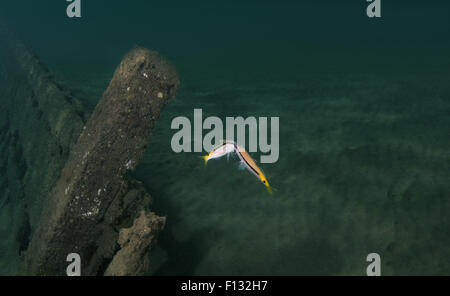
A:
[{"xmin": 1, "ymin": 1, "xmax": 450, "ymax": 275}]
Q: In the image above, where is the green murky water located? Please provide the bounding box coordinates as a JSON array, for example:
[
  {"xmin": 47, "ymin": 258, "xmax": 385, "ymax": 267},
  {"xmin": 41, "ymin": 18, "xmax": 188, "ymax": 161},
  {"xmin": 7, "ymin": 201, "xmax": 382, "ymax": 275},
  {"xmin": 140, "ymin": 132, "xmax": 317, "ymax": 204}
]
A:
[{"xmin": 1, "ymin": 1, "xmax": 450, "ymax": 275}]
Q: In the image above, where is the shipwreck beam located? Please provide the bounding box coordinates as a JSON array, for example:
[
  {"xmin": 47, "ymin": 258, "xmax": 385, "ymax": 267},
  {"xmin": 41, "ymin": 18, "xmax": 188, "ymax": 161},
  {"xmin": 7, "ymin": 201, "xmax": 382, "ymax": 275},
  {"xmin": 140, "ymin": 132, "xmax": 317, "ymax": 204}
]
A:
[{"xmin": 20, "ymin": 46, "xmax": 179, "ymax": 275}]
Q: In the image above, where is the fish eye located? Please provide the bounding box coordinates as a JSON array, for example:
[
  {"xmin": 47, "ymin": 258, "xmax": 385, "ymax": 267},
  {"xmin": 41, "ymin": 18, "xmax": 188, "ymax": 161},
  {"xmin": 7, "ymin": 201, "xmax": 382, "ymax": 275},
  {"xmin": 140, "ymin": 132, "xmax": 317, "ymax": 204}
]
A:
[{"xmin": 263, "ymin": 180, "xmax": 266, "ymax": 183}]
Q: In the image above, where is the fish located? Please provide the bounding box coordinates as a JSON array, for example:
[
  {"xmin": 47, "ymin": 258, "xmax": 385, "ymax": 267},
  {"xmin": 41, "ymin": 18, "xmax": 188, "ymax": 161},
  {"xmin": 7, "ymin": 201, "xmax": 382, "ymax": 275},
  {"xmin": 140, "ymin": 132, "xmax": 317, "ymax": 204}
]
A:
[
  {"xmin": 201, "ymin": 141, "xmax": 236, "ymax": 165},
  {"xmin": 233, "ymin": 143, "xmax": 273, "ymax": 195},
  {"xmin": 201, "ymin": 140, "xmax": 273, "ymax": 194}
]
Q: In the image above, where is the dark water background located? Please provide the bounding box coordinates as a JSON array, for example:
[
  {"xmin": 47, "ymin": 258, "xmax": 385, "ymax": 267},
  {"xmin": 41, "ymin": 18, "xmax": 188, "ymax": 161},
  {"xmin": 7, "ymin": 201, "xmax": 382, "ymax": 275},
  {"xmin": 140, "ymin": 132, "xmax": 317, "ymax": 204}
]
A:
[{"xmin": 1, "ymin": 0, "xmax": 450, "ymax": 275}]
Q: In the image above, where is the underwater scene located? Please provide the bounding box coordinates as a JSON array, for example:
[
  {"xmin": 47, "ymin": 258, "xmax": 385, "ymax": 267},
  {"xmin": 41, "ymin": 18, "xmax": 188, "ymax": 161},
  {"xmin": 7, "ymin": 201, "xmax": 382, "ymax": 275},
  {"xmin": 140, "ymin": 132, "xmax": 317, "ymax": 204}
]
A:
[{"xmin": 0, "ymin": 1, "xmax": 450, "ymax": 276}]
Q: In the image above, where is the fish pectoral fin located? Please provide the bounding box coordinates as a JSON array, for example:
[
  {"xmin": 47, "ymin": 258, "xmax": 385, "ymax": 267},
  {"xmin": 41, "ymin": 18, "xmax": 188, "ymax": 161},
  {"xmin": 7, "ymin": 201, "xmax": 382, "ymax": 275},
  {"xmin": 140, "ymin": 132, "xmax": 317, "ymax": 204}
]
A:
[{"xmin": 238, "ymin": 161, "xmax": 246, "ymax": 170}]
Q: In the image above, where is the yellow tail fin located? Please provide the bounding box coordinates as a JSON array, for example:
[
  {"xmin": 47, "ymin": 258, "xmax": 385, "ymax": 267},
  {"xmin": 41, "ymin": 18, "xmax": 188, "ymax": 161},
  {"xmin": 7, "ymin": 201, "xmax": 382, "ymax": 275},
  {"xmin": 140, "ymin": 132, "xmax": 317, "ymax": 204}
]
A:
[{"xmin": 201, "ymin": 155, "xmax": 209, "ymax": 167}]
